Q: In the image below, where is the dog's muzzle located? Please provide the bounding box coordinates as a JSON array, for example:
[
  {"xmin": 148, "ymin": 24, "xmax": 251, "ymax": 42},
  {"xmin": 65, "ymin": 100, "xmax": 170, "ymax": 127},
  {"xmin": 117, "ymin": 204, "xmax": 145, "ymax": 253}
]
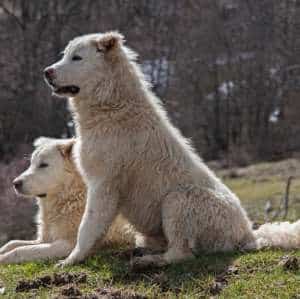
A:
[{"xmin": 43, "ymin": 67, "xmax": 80, "ymax": 96}]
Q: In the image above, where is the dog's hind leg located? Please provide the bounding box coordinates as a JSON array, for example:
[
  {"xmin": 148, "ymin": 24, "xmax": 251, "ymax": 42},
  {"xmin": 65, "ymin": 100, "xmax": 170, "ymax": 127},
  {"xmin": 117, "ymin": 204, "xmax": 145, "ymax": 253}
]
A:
[
  {"xmin": 0, "ymin": 240, "xmax": 72, "ymax": 264},
  {"xmin": 131, "ymin": 244, "xmax": 194, "ymax": 269},
  {"xmin": 0, "ymin": 240, "xmax": 40, "ymax": 255},
  {"xmin": 131, "ymin": 191, "xmax": 194, "ymax": 268}
]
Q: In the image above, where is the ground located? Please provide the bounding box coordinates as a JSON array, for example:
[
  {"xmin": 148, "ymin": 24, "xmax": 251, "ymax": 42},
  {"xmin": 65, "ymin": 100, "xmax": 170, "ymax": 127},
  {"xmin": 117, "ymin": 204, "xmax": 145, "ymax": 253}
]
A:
[
  {"xmin": 0, "ymin": 159, "xmax": 300, "ymax": 298},
  {"xmin": 219, "ymin": 158, "xmax": 300, "ymax": 222}
]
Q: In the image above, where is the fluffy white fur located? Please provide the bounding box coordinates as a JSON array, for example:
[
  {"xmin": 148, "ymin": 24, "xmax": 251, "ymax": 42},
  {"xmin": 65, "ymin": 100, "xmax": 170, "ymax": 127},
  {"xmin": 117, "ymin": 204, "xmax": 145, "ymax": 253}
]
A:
[
  {"xmin": 44, "ymin": 32, "xmax": 300, "ymax": 268},
  {"xmin": 0, "ymin": 138, "xmax": 138, "ymax": 264},
  {"xmin": 254, "ymin": 221, "xmax": 300, "ymax": 249}
]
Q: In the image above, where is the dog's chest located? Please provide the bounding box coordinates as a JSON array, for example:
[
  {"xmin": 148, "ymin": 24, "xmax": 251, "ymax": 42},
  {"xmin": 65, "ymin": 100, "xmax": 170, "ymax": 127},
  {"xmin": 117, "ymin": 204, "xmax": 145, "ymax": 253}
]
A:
[{"xmin": 75, "ymin": 133, "xmax": 125, "ymax": 175}]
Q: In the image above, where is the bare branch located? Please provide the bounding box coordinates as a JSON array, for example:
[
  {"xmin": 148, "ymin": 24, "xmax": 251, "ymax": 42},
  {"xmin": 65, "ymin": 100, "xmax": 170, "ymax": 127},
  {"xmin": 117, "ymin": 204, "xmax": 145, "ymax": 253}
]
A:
[
  {"xmin": 0, "ymin": 3, "xmax": 25, "ymax": 30},
  {"xmin": 282, "ymin": 176, "xmax": 294, "ymax": 219},
  {"xmin": 265, "ymin": 176, "xmax": 294, "ymax": 221}
]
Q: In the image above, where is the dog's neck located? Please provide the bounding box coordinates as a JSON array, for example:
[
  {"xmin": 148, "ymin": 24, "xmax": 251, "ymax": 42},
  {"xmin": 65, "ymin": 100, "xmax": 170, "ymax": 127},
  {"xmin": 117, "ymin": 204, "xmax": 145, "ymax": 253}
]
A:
[
  {"xmin": 68, "ymin": 55, "xmax": 159, "ymax": 135},
  {"xmin": 44, "ymin": 168, "xmax": 85, "ymax": 204},
  {"xmin": 36, "ymin": 171, "xmax": 86, "ymax": 241}
]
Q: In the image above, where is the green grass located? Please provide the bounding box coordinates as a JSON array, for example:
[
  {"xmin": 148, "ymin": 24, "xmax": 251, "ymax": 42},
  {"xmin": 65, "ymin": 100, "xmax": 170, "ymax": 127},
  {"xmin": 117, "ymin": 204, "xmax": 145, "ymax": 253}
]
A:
[
  {"xmin": 220, "ymin": 250, "xmax": 300, "ymax": 299},
  {"xmin": 0, "ymin": 249, "xmax": 299, "ymax": 298},
  {"xmin": 224, "ymin": 175, "xmax": 300, "ymax": 222},
  {"xmin": 1, "ymin": 160, "xmax": 300, "ymax": 298}
]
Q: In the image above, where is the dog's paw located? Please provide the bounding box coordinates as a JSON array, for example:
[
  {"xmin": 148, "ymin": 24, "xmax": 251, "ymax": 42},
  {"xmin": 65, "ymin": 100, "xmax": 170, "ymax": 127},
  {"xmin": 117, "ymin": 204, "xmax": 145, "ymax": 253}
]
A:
[
  {"xmin": 55, "ymin": 251, "xmax": 85, "ymax": 268},
  {"xmin": 130, "ymin": 255, "xmax": 164, "ymax": 270},
  {"xmin": 130, "ymin": 253, "xmax": 169, "ymax": 271},
  {"xmin": 55, "ymin": 258, "xmax": 74, "ymax": 268}
]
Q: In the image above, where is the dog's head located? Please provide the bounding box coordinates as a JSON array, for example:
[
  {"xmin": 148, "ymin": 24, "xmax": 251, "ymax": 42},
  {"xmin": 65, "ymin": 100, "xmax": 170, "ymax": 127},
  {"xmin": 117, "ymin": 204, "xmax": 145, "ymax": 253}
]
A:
[
  {"xmin": 13, "ymin": 137, "xmax": 75, "ymax": 199},
  {"xmin": 43, "ymin": 31, "xmax": 125, "ymax": 98}
]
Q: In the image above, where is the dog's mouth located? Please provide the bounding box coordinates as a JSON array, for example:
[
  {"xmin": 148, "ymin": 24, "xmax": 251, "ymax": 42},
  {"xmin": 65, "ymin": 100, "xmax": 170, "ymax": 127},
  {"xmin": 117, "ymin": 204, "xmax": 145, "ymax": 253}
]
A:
[
  {"xmin": 45, "ymin": 79, "xmax": 80, "ymax": 96},
  {"xmin": 14, "ymin": 188, "xmax": 47, "ymax": 199},
  {"xmin": 53, "ymin": 85, "xmax": 80, "ymax": 95}
]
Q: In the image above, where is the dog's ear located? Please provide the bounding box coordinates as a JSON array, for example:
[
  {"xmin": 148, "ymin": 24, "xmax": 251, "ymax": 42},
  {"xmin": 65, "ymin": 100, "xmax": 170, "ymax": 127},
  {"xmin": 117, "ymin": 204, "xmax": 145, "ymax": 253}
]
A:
[
  {"xmin": 33, "ymin": 137, "xmax": 53, "ymax": 148},
  {"xmin": 57, "ymin": 139, "xmax": 75, "ymax": 159},
  {"xmin": 95, "ymin": 31, "xmax": 124, "ymax": 53}
]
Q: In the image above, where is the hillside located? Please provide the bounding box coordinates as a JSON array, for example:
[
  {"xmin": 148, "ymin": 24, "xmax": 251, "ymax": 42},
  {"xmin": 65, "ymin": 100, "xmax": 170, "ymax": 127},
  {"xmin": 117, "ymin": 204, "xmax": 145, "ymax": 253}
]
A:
[{"xmin": 0, "ymin": 159, "xmax": 300, "ymax": 298}]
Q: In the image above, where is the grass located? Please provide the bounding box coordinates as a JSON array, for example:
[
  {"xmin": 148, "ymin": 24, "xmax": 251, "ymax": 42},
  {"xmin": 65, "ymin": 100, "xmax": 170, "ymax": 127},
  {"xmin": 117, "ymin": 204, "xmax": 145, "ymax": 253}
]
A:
[
  {"xmin": 0, "ymin": 250, "xmax": 299, "ymax": 298},
  {"xmin": 220, "ymin": 250, "xmax": 300, "ymax": 299},
  {"xmin": 222, "ymin": 159, "xmax": 300, "ymax": 222},
  {"xmin": 224, "ymin": 175, "xmax": 300, "ymax": 222},
  {"xmin": 0, "ymin": 159, "xmax": 300, "ymax": 298}
]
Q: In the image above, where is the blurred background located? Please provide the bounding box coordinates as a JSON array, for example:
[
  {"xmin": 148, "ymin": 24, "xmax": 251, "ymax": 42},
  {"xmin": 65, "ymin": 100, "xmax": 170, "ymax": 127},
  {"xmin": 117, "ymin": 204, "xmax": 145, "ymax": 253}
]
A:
[{"xmin": 0, "ymin": 0, "xmax": 299, "ymax": 245}]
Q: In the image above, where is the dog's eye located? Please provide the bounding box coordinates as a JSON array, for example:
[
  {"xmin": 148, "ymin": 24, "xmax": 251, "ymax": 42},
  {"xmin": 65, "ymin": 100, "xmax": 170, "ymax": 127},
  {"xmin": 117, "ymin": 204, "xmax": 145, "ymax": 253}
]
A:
[
  {"xmin": 72, "ymin": 55, "xmax": 82, "ymax": 61},
  {"xmin": 39, "ymin": 163, "xmax": 49, "ymax": 168}
]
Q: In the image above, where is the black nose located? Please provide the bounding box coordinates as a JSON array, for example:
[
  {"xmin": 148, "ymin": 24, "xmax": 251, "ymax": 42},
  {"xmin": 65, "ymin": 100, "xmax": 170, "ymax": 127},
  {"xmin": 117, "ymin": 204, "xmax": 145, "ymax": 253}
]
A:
[
  {"xmin": 13, "ymin": 179, "xmax": 23, "ymax": 190},
  {"xmin": 44, "ymin": 67, "xmax": 55, "ymax": 81}
]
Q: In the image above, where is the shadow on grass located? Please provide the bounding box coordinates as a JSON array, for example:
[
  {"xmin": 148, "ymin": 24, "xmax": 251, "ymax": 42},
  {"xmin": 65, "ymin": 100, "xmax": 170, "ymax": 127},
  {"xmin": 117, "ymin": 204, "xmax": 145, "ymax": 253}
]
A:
[
  {"xmin": 0, "ymin": 248, "xmax": 245, "ymax": 297},
  {"xmin": 81, "ymin": 248, "xmax": 244, "ymax": 296}
]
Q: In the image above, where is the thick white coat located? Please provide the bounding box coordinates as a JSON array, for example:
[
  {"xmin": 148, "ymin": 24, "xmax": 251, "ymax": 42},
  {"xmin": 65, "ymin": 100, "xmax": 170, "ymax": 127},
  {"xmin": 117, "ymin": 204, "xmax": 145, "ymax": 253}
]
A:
[{"xmin": 45, "ymin": 32, "xmax": 300, "ymax": 267}]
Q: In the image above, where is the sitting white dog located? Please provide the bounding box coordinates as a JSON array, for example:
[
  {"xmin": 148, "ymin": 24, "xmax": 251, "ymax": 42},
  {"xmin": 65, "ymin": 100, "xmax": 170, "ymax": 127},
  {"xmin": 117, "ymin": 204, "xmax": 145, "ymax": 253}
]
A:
[
  {"xmin": 44, "ymin": 32, "xmax": 300, "ymax": 268},
  {"xmin": 0, "ymin": 137, "xmax": 138, "ymax": 264}
]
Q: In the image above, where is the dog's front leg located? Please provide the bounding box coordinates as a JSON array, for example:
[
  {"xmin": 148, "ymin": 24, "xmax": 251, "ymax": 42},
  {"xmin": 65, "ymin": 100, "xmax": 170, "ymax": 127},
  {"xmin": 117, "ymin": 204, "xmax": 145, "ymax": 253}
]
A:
[
  {"xmin": 57, "ymin": 181, "xmax": 118, "ymax": 267},
  {"xmin": 0, "ymin": 240, "xmax": 40, "ymax": 255},
  {"xmin": 0, "ymin": 240, "xmax": 72, "ymax": 264}
]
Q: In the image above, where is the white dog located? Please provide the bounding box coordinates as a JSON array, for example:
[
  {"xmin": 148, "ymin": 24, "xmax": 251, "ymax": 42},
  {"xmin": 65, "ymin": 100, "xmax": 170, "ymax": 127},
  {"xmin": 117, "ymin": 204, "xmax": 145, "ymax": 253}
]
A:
[
  {"xmin": 0, "ymin": 137, "xmax": 137, "ymax": 264},
  {"xmin": 44, "ymin": 32, "xmax": 300, "ymax": 268}
]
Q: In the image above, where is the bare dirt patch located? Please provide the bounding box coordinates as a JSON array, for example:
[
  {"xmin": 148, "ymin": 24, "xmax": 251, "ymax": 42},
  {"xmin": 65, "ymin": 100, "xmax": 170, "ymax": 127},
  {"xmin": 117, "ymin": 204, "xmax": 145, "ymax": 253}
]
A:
[
  {"xmin": 15, "ymin": 272, "xmax": 148, "ymax": 299},
  {"xmin": 15, "ymin": 272, "xmax": 87, "ymax": 292},
  {"xmin": 93, "ymin": 288, "xmax": 148, "ymax": 299}
]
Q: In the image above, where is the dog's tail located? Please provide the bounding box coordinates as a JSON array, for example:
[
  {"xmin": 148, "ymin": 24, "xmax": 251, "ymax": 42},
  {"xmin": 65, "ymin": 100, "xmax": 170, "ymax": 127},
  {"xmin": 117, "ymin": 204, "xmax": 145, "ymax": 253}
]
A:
[{"xmin": 247, "ymin": 220, "xmax": 300, "ymax": 250}]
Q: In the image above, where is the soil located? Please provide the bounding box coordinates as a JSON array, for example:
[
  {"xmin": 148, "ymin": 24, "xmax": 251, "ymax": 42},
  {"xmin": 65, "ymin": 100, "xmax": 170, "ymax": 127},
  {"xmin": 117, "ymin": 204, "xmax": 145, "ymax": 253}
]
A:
[
  {"xmin": 16, "ymin": 272, "xmax": 87, "ymax": 292},
  {"xmin": 15, "ymin": 272, "xmax": 147, "ymax": 299}
]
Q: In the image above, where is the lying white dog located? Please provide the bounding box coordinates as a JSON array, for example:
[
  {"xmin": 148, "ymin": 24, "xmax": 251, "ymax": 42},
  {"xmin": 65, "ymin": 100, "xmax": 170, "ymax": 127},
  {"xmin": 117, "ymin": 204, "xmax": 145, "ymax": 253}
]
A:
[{"xmin": 0, "ymin": 137, "xmax": 138, "ymax": 264}]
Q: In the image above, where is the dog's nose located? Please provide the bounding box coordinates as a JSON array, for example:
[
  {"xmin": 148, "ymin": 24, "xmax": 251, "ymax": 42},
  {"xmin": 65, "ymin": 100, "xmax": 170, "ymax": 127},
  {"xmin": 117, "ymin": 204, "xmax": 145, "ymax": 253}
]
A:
[
  {"xmin": 13, "ymin": 179, "xmax": 23, "ymax": 191},
  {"xmin": 44, "ymin": 67, "xmax": 55, "ymax": 80}
]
